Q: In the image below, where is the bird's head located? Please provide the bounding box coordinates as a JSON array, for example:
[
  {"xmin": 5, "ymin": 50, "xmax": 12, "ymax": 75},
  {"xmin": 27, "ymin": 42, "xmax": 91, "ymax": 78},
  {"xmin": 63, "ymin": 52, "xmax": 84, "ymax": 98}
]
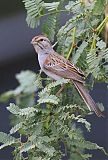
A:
[{"xmin": 31, "ymin": 35, "xmax": 53, "ymax": 54}]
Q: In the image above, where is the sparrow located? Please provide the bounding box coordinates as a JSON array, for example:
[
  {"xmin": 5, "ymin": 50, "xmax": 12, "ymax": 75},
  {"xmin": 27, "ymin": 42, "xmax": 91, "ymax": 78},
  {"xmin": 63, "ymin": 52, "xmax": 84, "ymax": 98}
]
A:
[{"xmin": 31, "ymin": 35, "xmax": 104, "ymax": 117}]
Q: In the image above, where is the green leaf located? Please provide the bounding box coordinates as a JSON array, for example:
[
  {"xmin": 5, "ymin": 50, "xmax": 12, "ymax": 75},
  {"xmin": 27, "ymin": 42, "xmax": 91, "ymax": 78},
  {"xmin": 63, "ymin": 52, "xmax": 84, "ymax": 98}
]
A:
[
  {"xmin": 57, "ymin": 104, "xmax": 85, "ymax": 114},
  {"xmin": 0, "ymin": 90, "xmax": 14, "ymax": 102},
  {"xmin": 29, "ymin": 123, "xmax": 43, "ymax": 141},
  {"xmin": 42, "ymin": 14, "xmax": 57, "ymax": 41},
  {"xmin": 18, "ymin": 107, "xmax": 38, "ymax": 116},
  {"xmin": 65, "ymin": 0, "xmax": 81, "ymax": 12},
  {"xmin": 97, "ymin": 103, "xmax": 105, "ymax": 112},
  {"xmin": 10, "ymin": 122, "xmax": 23, "ymax": 134},
  {"xmin": 93, "ymin": 0, "xmax": 105, "ymax": 15},
  {"xmin": 15, "ymin": 70, "xmax": 41, "ymax": 94},
  {"xmin": 96, "ymin": 40, "xmax": 106, "ymax": 49},
  {"xmin": 21, "ymin": 138, "xmax": 56, "ymax": 157},
  {"xmin": 34, "ymin": 141, "xmax": 55, "ymax": 157},
  {"xmin": 39, "ymin": 78, "xmax": 69, "ymax": 97},
  {"xmin": 38, "ymin": 78, "xmax": 69, "ymax": 105},
  {"xmin": 0, "ymin": 132, "xmax": 16, "ymax": 149},
  {"xmin": 26, "ymin": 16, "xmax": 40, "ymax": 28},
  {"xmin": 22, "ymin": 0, "xmax": 44, "ymax": 28},
  {"xmin": 73, "ymin": 41, "xmax": 88, "ymax": 64},
  {"xmin": 32, "ymin": 157, "xmax": 42, "ymax": 160},
  {"xmin": 86, "ymin": 46, "xmax": 108, "ymax": 80},
  {"xmin": 20, "ymin": 142, "xmax": 35, "ymax": 153},
  {"xmin": 7, "ymin": 103, "xmax": 20, "ymax": 115},
  {"xmin": 80, "ymin": 153, "xmax": 92, "ymax": 160},
  {"xmin": 43, "ymin": 2, "xmax": 60, "ymax": 11},
  {"xmin": 7, "ymin": 103, "xmax": 37, "ymax": 116},
  {"xmin": 76, "ymin": 117, "xmax": 91, "ymax": 132},
  {"xmin": 38, "ymin": 94, "xmax": 59, "ymax": 105}
]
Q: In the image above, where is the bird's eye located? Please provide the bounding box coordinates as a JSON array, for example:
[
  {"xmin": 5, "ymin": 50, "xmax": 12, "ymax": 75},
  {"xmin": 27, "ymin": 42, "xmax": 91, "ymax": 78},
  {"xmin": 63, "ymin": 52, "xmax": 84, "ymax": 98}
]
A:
[{"xmin": 40, "ymin": 39, "xmax": 44, "ymax": 41}]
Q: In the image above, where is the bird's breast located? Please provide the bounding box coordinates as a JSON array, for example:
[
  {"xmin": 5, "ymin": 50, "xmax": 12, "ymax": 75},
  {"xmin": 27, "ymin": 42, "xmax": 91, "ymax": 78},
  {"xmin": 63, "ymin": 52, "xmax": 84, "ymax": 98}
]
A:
[
  {"xmin": 38, "ymin": 53, "xmax": 47, "ymax": 69},
  {"xmin": 38, "ymin": 54, "xmax": 61, "ymax": 80}
]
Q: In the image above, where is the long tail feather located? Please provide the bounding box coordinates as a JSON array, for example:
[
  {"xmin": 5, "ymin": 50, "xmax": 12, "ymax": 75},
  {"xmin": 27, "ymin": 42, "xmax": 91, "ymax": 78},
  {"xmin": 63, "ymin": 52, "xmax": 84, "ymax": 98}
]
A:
[{"xmin": 72, "ymin": 80, "xmax": 104, "ymax": 117}]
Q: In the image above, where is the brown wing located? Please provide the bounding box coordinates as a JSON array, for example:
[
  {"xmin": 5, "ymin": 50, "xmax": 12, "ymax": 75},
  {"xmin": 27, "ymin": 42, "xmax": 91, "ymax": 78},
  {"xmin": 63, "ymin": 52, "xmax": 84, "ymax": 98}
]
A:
[
  {"xmin": 43, "ymin": 52, "xmax": 104, "ymax": 117},
  {"xmin": 43, "ymin": 52, "xmax": 85, "ymax": 83}
]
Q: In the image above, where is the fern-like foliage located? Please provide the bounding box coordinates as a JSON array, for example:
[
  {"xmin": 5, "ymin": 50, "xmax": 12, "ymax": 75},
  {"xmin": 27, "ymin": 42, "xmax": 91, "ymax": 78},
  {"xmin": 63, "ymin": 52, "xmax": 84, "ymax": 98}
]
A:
[
  {"xmin": 38, "ymin": 78, "xmax": 69, "ymax": 104},
  {"xmin": 10, "ymin": 122, "xmax": 23, "ymax": 134},
  {"xmin": 0, "ymin": 70, "xmax": 107, "ymax": 159},
  {"xmin": 0, "ymin": 132, "xmax": 16, "ymax": 150},
  {"xmin": 42, "ymin": 14, "xmax": 57, "ymax": 41},
  {"xmin": 22, "ymin": 0, "xmax": 60, "ymax": 39},
  {"xmin": 86, "ymin": 39, "xmax": 108, "ymax": 81},
  {"xmin": 43, "ymin": 2, "xmax": 60, "ymax": 11},
  {"xmin": 23, "ymin": 0, "xmax": 44, "ymax": 28},
  {"xmin": 7, "ymin": 103, "xmax": 37, "ymax": 116}
]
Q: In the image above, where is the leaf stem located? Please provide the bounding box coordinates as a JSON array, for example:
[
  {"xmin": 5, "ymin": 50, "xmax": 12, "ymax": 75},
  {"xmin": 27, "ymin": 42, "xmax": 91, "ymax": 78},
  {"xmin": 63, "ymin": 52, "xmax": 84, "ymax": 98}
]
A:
[
  {"xmin": 96, "ymin": 16, "xmax": 108, "ymax": 32},
  {"xmin": 39, "ymin": 1, "xmax": 81, "ymax": 18},
  {"xmin": 90, "ymin": 34, "xmax": 97, "ymax": 53},
  {"xmin": 39, "ymin": 9, "xmax": 69, "ymax": 18},
  {"xmin": 90, "ymin": 17, "xmax": 108, "ymax": 51},
  {"xmin": 90, "ymin": 16, "xmax": 108, "ymax": 52},
  {"xmin": 66, "ymin": 27, "xmax": 76, "ymax": 59}
]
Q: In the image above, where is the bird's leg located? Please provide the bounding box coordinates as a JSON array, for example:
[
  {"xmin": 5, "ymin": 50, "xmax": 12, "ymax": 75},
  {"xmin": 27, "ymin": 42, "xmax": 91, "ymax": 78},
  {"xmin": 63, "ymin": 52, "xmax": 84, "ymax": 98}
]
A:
[{"xmin": 56, "ymin": 85, "xmax": 65, "ymax": 96}]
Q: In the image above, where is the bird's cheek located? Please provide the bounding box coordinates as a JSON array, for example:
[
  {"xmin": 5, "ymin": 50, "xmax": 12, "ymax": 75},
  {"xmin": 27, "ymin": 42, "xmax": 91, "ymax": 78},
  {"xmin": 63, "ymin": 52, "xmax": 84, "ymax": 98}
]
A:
[
  {"xmin": 34, "ymin": 45, "xmax": 39, "ymax": 53},
  {"xmin": 35, "ymin": 46, "xmax": 44, "ymax": 54}
]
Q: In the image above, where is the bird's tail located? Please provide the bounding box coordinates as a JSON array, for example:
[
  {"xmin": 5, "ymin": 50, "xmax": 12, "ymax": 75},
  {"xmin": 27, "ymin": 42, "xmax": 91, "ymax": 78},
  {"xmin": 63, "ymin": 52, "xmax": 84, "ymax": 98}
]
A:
[{"xmin": 72, "ymin": 80, "xmax": 104, "ymax": 117}]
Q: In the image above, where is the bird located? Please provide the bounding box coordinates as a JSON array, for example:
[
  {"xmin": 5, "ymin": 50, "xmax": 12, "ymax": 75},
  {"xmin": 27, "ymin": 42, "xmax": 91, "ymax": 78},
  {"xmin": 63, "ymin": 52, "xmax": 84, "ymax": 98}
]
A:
[{"xmin": 31, "ymin": 35, "xmax": 104, "ymax": 117}]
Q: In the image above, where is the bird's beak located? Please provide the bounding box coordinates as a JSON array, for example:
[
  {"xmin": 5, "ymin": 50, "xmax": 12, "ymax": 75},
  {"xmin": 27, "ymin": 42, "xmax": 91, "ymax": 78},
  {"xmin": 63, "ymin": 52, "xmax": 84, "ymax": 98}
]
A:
[
  {"xmin": 31, "ymin": 41, "xmax": 37, "ymax": 45},
  {"xmin": 31, "ymin": 40, "xmax": 33, "ymax": 44}
]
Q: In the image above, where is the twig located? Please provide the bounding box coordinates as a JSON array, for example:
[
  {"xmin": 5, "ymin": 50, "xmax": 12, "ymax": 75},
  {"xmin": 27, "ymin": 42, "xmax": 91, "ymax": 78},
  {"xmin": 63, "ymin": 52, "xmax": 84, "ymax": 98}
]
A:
[
  {"xmin": 56, "ymin": 85, "xmax": 65, "ymax": 96},
  {"xmin": 66, "ymin": 27, "xmax": 76, "ymax": 59}
]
